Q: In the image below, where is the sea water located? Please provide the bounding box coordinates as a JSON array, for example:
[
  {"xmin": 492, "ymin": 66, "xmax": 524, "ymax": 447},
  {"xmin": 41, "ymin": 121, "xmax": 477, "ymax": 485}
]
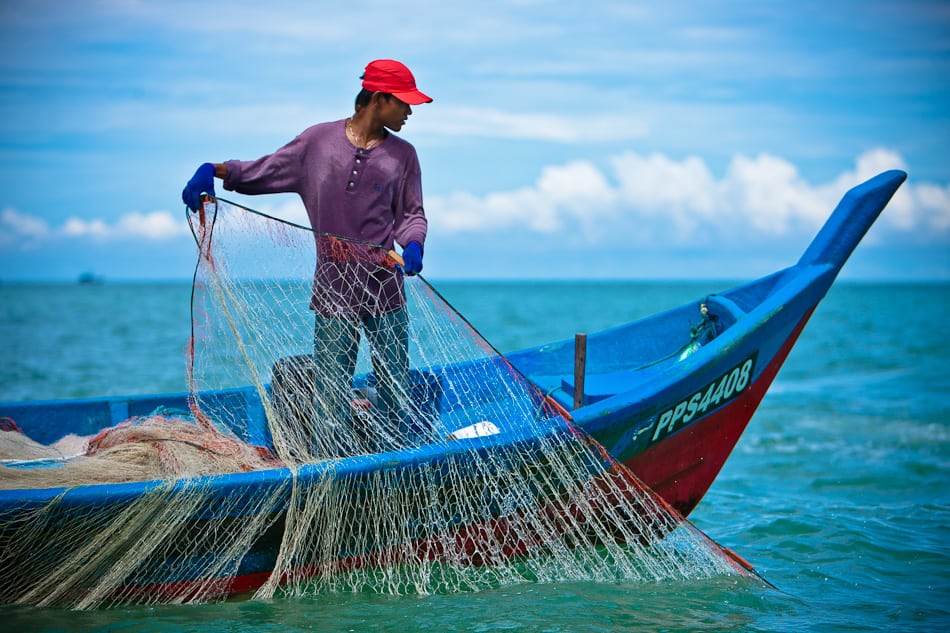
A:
[{"xmin": 0, "ymin": 280, "xmax": 947, "ymax": 632}]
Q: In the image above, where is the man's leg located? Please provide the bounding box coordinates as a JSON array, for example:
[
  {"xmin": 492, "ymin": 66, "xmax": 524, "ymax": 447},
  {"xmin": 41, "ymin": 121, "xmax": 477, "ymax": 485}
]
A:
[
  {"xmin": 362, "ymin": 308, "xmax": 418, "ymax": 448},
  {"xmin": 313, "ymin": 313, "xmax": 361, "ymax": 457}
]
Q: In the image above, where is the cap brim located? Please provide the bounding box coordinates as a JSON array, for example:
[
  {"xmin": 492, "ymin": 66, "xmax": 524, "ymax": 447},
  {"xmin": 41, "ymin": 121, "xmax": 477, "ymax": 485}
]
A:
[{"xmin": 392, "ymin": 89, "xmax": 433, "ymax": 105}]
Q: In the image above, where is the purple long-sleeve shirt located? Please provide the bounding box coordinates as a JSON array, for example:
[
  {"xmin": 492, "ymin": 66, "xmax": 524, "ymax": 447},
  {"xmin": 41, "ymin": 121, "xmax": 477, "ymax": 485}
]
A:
[{"xmin": 222, "ymin": 119, "xmax": 428, "ymax": 316}]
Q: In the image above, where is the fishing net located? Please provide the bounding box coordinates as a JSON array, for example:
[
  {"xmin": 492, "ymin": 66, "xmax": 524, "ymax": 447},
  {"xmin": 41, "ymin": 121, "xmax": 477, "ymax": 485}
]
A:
[
  {"xmin": 0, "ymin": 197, "xmax": 755, "ymax": 609},
  {"xmin": 0, "ymin": 412, "xmax": 277, "ymax": 488}
]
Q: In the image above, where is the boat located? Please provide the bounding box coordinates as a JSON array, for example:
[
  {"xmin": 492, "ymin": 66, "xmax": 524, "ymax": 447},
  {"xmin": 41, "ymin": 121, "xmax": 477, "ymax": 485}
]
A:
[{"xmin": 0, "ymin": 169, "xmax": 907, "ymax": 605}]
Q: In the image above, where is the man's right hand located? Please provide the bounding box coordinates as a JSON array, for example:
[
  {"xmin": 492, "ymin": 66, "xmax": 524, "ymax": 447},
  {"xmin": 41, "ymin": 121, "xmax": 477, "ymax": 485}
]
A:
[{"xmin": 182, "ymin": 163, "xmax": 216, "ymax": 212}]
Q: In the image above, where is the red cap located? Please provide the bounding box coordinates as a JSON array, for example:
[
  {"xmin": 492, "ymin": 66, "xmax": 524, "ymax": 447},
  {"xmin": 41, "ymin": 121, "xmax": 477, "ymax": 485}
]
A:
[{"xmin": 361, "ymin": 59, "xmax": 432, "ymax": 105}]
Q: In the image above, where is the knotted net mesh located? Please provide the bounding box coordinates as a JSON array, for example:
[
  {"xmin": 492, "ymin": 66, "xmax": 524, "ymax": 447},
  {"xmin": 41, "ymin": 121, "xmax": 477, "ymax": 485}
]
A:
[{"xmin": 0, "ymin": 198, "xmax": 754, "ymax": 608}]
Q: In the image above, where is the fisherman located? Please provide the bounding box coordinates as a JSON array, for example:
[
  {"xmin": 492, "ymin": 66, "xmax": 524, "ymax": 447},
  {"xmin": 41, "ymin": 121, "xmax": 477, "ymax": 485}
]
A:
[{"xmin": 182, "ymin": 59, "xmax": 432, "ymax": 457}]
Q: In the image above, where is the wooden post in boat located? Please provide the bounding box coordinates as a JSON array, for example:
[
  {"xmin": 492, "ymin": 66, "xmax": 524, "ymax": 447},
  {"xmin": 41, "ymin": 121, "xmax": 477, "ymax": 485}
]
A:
[{"xmin": 574, "ymin": 333, "xmax": 587, "ymax": 410}]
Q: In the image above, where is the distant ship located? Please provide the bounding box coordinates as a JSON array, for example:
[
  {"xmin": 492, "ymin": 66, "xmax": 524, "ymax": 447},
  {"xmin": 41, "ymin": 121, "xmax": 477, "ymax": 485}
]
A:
[{"xmin": 77, "ymin": 272, "xmax": 104, "ymax": 285}]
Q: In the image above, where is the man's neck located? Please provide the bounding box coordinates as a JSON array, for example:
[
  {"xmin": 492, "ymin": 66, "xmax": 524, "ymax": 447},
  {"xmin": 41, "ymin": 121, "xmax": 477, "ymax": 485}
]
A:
[{"xmin": 349, "ymin": 109, "xmax": 386, "ymax": 147}]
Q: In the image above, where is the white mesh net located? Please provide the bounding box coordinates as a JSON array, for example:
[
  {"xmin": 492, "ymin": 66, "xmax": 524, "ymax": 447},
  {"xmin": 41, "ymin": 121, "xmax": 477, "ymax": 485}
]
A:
[{"xmin": 0, "ymin": 198, "xmax": 755, "ymax": 608}]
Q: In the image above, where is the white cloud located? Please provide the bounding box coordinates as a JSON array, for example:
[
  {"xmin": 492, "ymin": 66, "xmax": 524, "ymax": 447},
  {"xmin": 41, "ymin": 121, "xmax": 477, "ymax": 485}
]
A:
[
  {"xmin": 6, "ymin": 209, "xmax": 190, "ymax": 247},
  {"xmin": 429, "ymin": 148, "xmax": 950, "ymax": 247},
  {"xmin": 912, "ymin": 182, "xmax": 950, "ymax": 232},
  {"xmin": 610, "ymin": 152, "xmax": 718, "ymax": 228},
  {"xmin": 0, "ymin": 207, "xmax": 51, "ymax": 250},
  {"xmin": 115, "ymin": 211, "xmax": 192, "ymax": 240},
  {"xmin": 720, "ymin": 153, "xmax": 831, "ymax": 234},
  {"xmin": 1, "ymin": 207, "xmax": 50, "ymax": 240},
  {"xmin": 61, "ymin": 217, "xmax": 111, "ymax": 239},
  {"xmin": 435, "ymin": 161, "xmax": 616, "ymax": 237}
]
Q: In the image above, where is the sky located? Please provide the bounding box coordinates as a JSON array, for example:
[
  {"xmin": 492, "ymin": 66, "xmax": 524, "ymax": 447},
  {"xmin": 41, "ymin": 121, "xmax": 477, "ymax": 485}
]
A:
[{"xmin": 0, "ymin": 0, "xmax": 948, "ymax": 282}]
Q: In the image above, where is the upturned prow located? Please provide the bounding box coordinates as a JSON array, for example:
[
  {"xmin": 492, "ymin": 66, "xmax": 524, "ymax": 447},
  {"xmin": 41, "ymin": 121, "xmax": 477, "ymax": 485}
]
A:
[{"xmin": 797, "ymin": 169, "xmax": 907, "ymax": 272}]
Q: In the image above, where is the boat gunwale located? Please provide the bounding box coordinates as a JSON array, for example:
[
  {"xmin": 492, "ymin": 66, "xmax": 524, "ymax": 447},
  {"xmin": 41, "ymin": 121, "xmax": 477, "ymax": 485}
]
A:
[{"xmin": 0, "ymin": 412, "xmax": 574, "ymax": 510}]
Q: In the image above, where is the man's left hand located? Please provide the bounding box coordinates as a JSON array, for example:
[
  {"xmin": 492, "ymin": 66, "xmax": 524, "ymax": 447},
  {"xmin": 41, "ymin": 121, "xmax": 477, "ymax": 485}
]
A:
[{"xmin": 403, "ymin": 242, "xmax": 423, "ymax": 276}]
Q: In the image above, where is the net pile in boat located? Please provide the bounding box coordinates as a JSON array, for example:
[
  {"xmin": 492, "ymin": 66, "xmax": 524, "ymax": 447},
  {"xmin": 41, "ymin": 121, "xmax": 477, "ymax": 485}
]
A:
[
  {"xmin": 0, "ymin": 412, "xmax": 279, "ymax": 489},
  {"xmin": 0, "ymin": 198, "xmax": 754, "ymax": 608}
]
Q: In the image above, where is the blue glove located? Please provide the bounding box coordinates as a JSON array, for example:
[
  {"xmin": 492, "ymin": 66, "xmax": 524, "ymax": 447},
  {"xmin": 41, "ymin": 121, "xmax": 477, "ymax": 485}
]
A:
[
  {"xmin": 402, "ymin": 241, "xmax": 423, "ymax": 276},
  {"xmin": 182, "ymin": 163, "xmax": 216, "ymax": 212}
]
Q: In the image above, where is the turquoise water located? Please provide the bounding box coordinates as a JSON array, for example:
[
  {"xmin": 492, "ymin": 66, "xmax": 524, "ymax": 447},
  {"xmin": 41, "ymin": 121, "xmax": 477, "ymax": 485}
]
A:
[{"xmin": 1, "ymin": 280, "xmax": 948, "ymax": 632}]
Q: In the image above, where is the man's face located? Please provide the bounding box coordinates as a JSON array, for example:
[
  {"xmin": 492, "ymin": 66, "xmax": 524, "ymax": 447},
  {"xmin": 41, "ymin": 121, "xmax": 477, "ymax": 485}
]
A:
[{"xmin": 379, "ymin": 95, "xmax": 412, "ymax": 132}]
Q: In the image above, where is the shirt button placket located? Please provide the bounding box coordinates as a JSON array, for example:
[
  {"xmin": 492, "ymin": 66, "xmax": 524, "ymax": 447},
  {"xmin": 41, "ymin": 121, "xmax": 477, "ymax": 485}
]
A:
[{"xmin": 348, "ymin": 150, "xmax": 364, "ymax": 192}]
